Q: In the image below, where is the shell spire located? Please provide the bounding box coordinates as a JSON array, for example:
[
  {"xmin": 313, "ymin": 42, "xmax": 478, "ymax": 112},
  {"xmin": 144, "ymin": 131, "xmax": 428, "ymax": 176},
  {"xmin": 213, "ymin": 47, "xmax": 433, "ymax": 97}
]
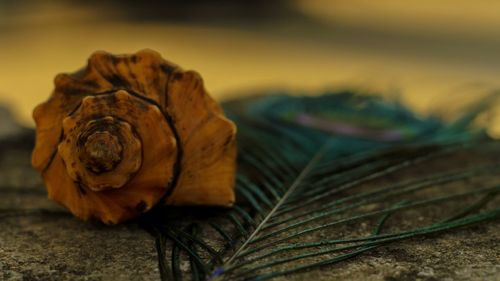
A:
[{"xmin": 32, "ymin": 49, "xmax": 237, "ymax": 224}]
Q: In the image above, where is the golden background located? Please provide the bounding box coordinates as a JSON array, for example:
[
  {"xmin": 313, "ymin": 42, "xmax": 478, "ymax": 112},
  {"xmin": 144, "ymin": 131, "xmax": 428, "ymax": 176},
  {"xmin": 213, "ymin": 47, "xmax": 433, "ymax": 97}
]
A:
[{"xmin": 1, "ymin": 0, "xmax": 499, "ymax": 135}]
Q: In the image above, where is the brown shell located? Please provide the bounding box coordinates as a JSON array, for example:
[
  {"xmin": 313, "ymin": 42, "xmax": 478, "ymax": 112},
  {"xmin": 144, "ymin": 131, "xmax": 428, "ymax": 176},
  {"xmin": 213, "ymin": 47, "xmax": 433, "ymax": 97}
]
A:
[{"xmin": 32, "ymin": 49, "xmax": 237, "ymax": 224}]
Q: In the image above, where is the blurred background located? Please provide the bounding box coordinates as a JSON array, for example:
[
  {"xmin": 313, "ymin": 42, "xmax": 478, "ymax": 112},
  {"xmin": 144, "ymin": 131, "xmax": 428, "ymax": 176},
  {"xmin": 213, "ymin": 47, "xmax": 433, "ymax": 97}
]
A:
[{"xmin": 0, "ymin": 0, "xmax": 499, "ymax": 135}]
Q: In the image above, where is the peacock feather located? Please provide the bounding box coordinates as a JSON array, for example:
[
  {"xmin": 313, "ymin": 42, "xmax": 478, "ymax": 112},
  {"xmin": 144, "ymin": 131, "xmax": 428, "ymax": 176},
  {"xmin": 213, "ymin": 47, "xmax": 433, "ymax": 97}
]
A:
[{"xmin": 138, "ymin": 91, "xmax": 500, "ymax": 281}]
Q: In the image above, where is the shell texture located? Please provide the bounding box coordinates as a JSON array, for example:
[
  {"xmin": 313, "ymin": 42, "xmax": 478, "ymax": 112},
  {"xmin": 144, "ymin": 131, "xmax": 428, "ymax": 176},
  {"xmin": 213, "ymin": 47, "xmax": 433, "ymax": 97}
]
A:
[{"xmin": 32, "ymin": 50, "xmax": 237, "ymax": 224}]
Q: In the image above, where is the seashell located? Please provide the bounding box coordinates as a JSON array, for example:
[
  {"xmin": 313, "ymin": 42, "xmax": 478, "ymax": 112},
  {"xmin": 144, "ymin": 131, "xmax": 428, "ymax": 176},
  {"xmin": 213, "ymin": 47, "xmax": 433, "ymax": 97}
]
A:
[{"xmin": 32, "ymin": 49, "xmax": 237, "ymax": 224}]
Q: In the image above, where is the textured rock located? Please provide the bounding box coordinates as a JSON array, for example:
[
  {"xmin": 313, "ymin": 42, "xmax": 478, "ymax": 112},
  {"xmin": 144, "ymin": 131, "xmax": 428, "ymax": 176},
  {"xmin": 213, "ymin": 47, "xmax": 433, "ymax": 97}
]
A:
[
  {"xmin": 273, "ymin": 222, "xmax": 500, "ymax": 281},
  {"xmin": 0, "ymin": 108, "xmax": 499, "ymax": 280},
  {"xmin": 0, "ymin": 217, "xmax": 159, "ymax": 281},
  {"xmin": 0, "ymin": 151, "xmax": 159, "ymax": 281}
]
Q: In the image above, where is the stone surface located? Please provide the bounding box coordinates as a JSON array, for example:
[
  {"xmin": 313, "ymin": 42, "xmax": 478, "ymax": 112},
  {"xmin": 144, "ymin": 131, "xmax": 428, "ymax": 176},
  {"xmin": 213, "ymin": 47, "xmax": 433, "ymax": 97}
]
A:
[
  {"xmin": 245, "ymin": 142, "xmax": 500, "ymax": 281},
  {"xmin": 274, "ymin": 222, "xmax": 500, "ymax": 281},
  {"xmin": 0, "ymin": 151, "xmax": 159, "ymax": 281},
  {"xmin": 0, "ymin": 113, "xmax": 499, "ymax": 280},
  {"xmin": 0, "ymin": 217, "xmax": 159, "ymax": 281}
]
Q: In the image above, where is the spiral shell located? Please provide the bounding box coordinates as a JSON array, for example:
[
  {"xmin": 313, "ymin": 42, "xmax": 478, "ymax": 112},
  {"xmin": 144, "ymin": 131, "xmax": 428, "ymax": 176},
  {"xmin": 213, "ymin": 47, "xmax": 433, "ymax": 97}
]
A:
[{"xmin": 32, "ymin": 50, "xmax": 237, "ymax": 224}]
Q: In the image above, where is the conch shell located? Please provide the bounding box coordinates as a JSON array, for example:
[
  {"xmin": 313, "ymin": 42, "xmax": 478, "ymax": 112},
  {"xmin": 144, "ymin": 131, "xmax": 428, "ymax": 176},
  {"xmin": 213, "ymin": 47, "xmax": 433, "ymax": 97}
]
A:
[{"xmin": 32, "ymin": 50, "xmax": 237, "ymax": 224}]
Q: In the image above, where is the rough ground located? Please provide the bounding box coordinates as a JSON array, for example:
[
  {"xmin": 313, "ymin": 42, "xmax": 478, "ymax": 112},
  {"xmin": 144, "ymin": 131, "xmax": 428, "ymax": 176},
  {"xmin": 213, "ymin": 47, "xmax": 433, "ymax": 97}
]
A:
[{"xmin": 0, "ymin": 108, "xmax": 499, "ymax": 281}]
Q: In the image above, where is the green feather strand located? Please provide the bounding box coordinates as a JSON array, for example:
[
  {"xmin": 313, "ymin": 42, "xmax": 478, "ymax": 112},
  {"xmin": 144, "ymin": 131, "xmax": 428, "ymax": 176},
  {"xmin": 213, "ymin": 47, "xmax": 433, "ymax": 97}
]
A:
[{"xmin": 141, "ymin": 92, "xmax": 498, "ymax": 281}]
